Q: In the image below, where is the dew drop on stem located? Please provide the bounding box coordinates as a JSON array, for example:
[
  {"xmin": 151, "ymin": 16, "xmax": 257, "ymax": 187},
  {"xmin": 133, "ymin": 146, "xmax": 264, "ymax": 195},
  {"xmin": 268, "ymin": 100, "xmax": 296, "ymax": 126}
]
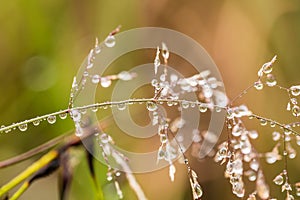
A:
[
  {"xmin": 273, "ymin": 174, "xmax": 284, "ymax": 185},
  {"xmin": 100, "ymin": 77, "xmax": 112, "ymax": 88},
  {"xmin": 104, "ymin": 35, "xmax": 116, "ymax": 47},
  {"xmin": 198, "ymin": 104, "xmax": 207, "ymax": 113},
  {"xmin": 32, "ymin": 120, "xmax": 40, "ymax": 126},
  {"xmin": 59, "ymin": 113, "xmax": 68, "ymax": 120},
  {"xmin": 47, "ymin": 115, "xmax": 56, "ymax": 124},
  {"xmin": 18, "ymin": 123, "xmax": 28, "ymax": 132},
  {"xmin": 117, "ymin": 103, "xmax": 126, "ymax": 111},
  {"xmin": 254, "ymin": 81, "xmax": 263, "ymax": 90},
  {"xmin": 146, "ymin": 101, "xmax": 157, "ymax": 111},
  {"xmin": 92, "ymin": 74, "xmax": 100, "ymax": 84},
  {"xmin": 290, "ymin": 85, "xmax": 300, "ymax": 96}
]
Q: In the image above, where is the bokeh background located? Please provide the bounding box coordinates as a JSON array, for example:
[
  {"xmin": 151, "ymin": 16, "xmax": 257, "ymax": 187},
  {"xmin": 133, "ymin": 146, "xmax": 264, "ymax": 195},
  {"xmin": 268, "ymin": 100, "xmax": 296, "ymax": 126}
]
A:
[{"xmin": 0, "ymin": 0, "xmax": 300, "ymax": 199}]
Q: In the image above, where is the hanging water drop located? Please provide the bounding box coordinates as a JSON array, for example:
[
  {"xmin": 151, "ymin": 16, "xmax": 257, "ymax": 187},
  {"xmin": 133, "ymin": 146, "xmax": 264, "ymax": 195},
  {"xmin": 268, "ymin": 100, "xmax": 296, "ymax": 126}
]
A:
[
  {"xmin": 117, "ymin": 103, "xmax": 126, "ymax": 111},
  {"xmin": 250, "ymin": 159, "xmax": 259, "ymax": 171},
  {"xmin": 161, "ymin": 42, "xmax": 169, "ymax": 61},
  {"xmin": 262, "ymin": 63, "xmax": 273, "ymax": 74},
  {"xmin": 146, "ymin": 101, "xmax": 157, "ymax": 111},
  {"xmin": 198, "ymin": 104, "xmax": 208, "ymax": 113},
  {"xmin": 295, "ymin": 183, "xmax": 300, "ymax": 196},
  {"xmin": 254, "ymin": 81, "xmax": 263, "ymax": 90},
  {"xmin": 160, "ymin": 134, "xmax": 168, "ymax": 144},
  {"xmin": 47, "ymin": 115, "xmax": 56, "ymax": 124},
  {"xmin": 106, "ymin": 171, "xmax": 113, "ymax": 181},
  {"xmin": 151, "ymin": 79, "xmax": 158, "ymax": 87},
  {"xmin": 167, "ymin": 101, "xmax": 173, "ymax": 106},
  {"xmin": 157, "ymin": 148, "xmax": 165, "ymax": 160},
  {"xmin": 290, "ymin": 85, "xmax": 300, "ymax": 96},
  {"xmin": 193, "ymin": 183, "xmax": 203, "ymax": 198},
  {"xmin": 18, "ymin": 123, "xmax": 28, "ymax": 132},
  {"xmin": 94, "ymin": 38, "xmax": 101, "ymax": 54},
  {"xmin": 270, "ymin": 121, "xmax": 276, "ymax": 128},
  {"xmin": 266, "ymin": 74, "xmax": 277, "ymax": 87},
  {"xmin": 100, "ymin": 77, "xmax": 112, "ymax": 88},
  {"xmin": 104, "ymin": 35, "xmax": 116, "ymax": 47},
  {"xmin": 273, "ymin": 174, "xmax": 284, "ymax": 185},
  {"xmin": 292, "ymin": 105, "xmax": 300, "ymax": 117},
  {"xmin": 91, "ymin": 106, "xmax": 98, "ymax": 112},
  {"xmin": 32, "ymin": 120, "xmax": 40, "ymax": 126},
  {"xmin": 272, "ymin": 131, "xmax": 281, "ymax": 141},
  {"xmin": 118, "ymin": 71, "xmax": 134, "ymax": 81},
  {"xmin": 100, "ymin": 133, "xmax": 111, "ymax": 144},
  {"xmin": 92, "ymin": 74, "xmax": 100, "ymax": 84},
  {"xmin": 260, "ymin": 119, "xmax": 267, "ymax": 126},
  {"xmin": 59, "ymin": 113, "xmax": 68, "ymax": 120},
  {"xmin": 181, "ymin": 101, "xmax": 189, "ymax": 109}
]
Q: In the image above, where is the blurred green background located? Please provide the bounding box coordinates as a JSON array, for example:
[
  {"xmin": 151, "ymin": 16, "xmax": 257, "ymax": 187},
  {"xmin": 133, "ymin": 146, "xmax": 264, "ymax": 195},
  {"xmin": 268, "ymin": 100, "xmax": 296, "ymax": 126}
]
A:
[{"xmin": 0, "ymin": 0, "xmax": 300, "ymax": 199}]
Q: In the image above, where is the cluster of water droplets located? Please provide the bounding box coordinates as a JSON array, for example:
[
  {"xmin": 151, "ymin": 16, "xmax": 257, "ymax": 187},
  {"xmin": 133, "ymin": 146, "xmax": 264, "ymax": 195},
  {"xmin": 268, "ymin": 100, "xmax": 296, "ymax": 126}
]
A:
[
  {"xmin": 287, "ymin": 85, "xmax": 300, "ymax": 117},
  {"xmin": 0, "ymin": 109, "xmax": 70, "ymax": 134},
  {"xmin": 255, "ymin": 55, "xmax": 277, "ymax": 90}
]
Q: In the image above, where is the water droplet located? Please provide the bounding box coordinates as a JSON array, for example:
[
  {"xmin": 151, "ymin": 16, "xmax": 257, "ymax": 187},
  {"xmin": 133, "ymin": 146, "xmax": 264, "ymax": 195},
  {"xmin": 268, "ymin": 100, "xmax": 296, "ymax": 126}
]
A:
[
  {"xmin": 232, "ymin": 125, "xmax": 243, "ymax": 137},
  {"xmin": 115, "ymin": 171, "xmax": 121, "ymax": 177},
  {"xmin": 160, "ymin": 134, "xmax": 168, "ymax": 144},
  {"xmin": 290, "ymin": 85, "xmax": 300, "ymax": 96},
  {"xmin": 292, "ymin": 105, "xmax": 300, "ymax": 117},
  {"xmin": 282, "ymin": 182, "xmax": 292, "ymax": 192},
  {"xmin": 100, "ymin": 77, "xmax": 112, "ymax": 88},
  {"xmin": 47, "ymin": 115, "xmax": 56, "ymax": 124},
  {"xmin": 198, "ymin": 104, "xmax": 208, "ymax": 113},
  {"xmin": 272, "ymin": 131, "xmax": 281, "ymax": 141},
  {"xmin": 180, "ymin": 101, "xmax": 189, "ymax": 109},
  {"xmin": 154, "ymin": 47, "xmax": 161, "ymax": 75},
  {"xmin": 249, "ymin": 130, "xmax": 258, "ymax": 139},
  {"xmin": 18, "ymin": 123, "xmax": 28, "ymax": 132},
  {"xmin": 167, "ymin": 101, "xmax": 174, "ymax": 106},
  {"xmin": 146, "ymin": 101, "xmax": 157, "ymax": 111},
  {"xmin": 284, "ymin": 125, "xmax": 292, "ymax": 135},
  {"xmin": 117, "ymin": 103, "xmax": 126, "ymax": 111},
  {"xmin": 273, "ymin": 174, "xmax": 284, "ymax": 185},
  {"xmin": 246, "ymin": 170, "xmax": 257, "ymax": 181},
  {"xmin": 59, "ymin": 113, "xmax": 68, "ymax": 120},
  {"xmin": 151, "ymin": 79, "xmax": 158, "ymax": 87},
  {"xmin": 94, "ymin": 38, "xmax": 101, "ymax": 54},
  {"xmin": 118, "ymin": 71, "xmax": 134, "ymax": 81},
  {"xmin": 193, "ymin": 183, "xmax": 203, "ymax": 198},
  {"xmin": 250, "ymin": 159, "xmax": 259, "ymax": 171},
  {"xmin": 265, "ymin": 152, "xmax": 278, "ymax": 164},
  {"xmin": 99, "ymin": 134, "xmax": 110, "ymax": 144},
  {"xmin": 286, "ymin": 193, "xmax": 295, "ymax": 200},
  {"xmin": 92, "ymin": 74, "xmax": 100, "ymax": 84},
  {"xmin": 91, "ymin": 106, "xmax": 98, "ymax": 112},
  {"xmin": 295, "ymin": 183, "xmax": 300, "ymax": 196},
  {"xmin": 241, "ymin": 139, "xmax": 251, "ymax": 154},
  {"xmin": 32, "ymin": 120, "xmax": 40, "ymax": 126},
  {"xmin": 262, "ymin": 63, "xmax": 273, "ymax": 74},
  {"xmin": 104, "ymin": 35, "xmax": 116, "ymax": 47},
  {"xmin": 157, "ymin": 148, "xmax": 165, "ymax": 160},
  {"xmin": 254, "ymin": 81, "xmax": 263, "ymax": 90},
  {"xmin": 71, "ymin": 110, "xmax": 81, "ymax": 122},
  {"xmin": 260, "ymin": 119, "xmax": 267, "ymax": 126},
  {"xmin": 161, "ymin": 42, "xmax": 169, "ymax": 61},
  {"xmin": 106, "ymin": 171, "xmax": 113, "ymax": 181},
  {"xmin": 270, "ymin": 121, "xmax": 276, "ymax": 128},
  {"xmin": 266, "ymin": 74, "xmax": 277, "ymax": 87},
  {"xmin": 215, "ymin": 107, "xmax": 222, "ymax": 113}
]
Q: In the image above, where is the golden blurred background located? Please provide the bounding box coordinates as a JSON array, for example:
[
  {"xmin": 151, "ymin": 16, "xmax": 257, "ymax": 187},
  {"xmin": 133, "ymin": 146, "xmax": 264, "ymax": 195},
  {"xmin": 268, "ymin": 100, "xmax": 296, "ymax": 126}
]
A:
[{"xmin": 0, "ymin": 0, "xmax": 300, "ymax": 199}]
